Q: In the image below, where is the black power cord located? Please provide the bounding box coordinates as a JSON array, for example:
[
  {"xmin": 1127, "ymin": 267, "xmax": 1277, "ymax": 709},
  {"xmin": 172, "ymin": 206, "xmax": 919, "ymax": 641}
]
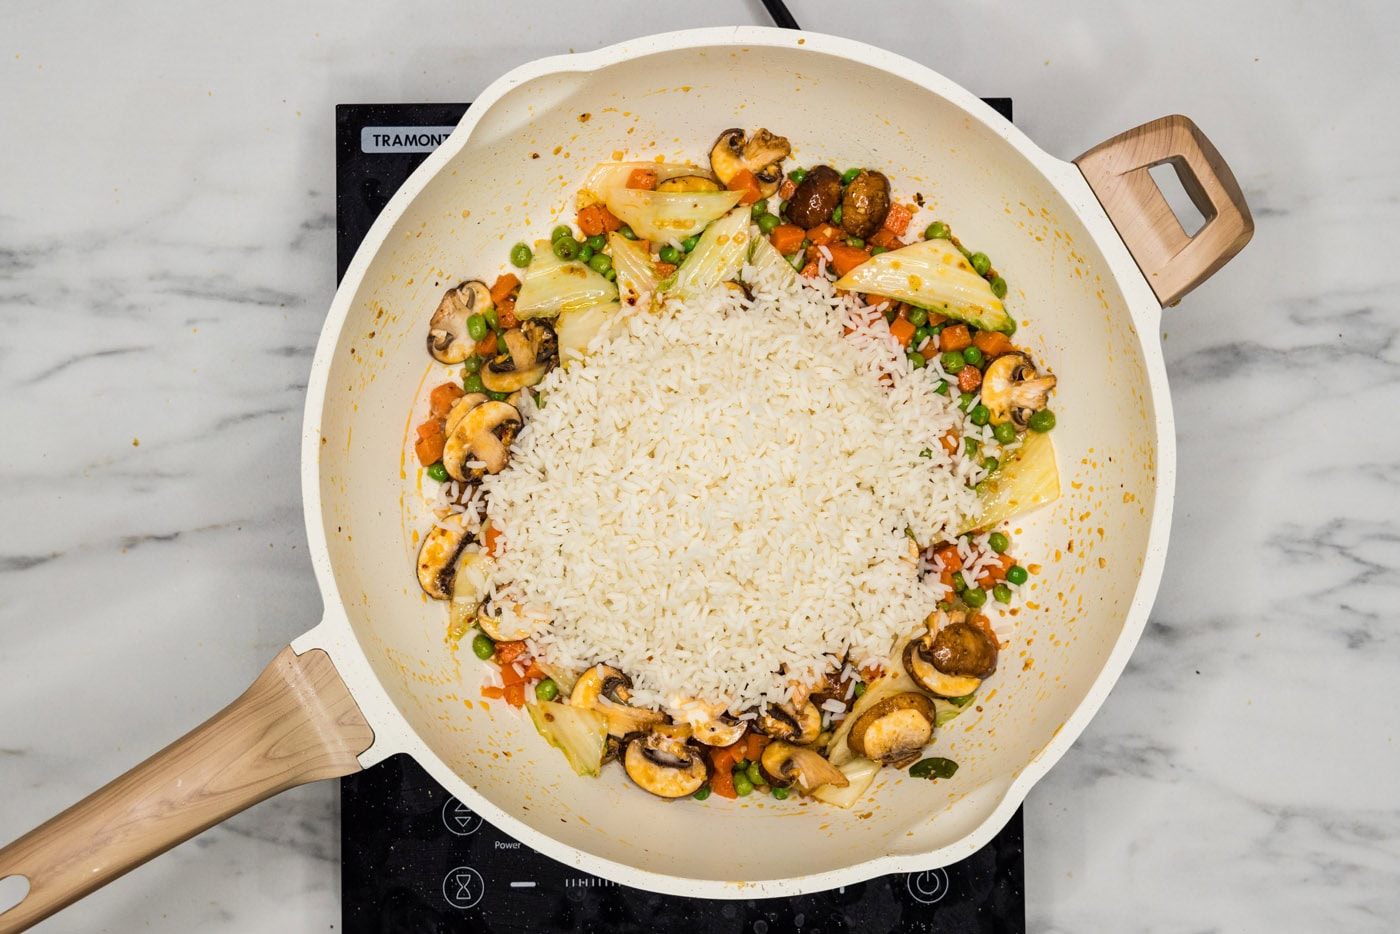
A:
[{"xmin": 761, "ymin": 0, "xmax": 801, "ymax": 30}]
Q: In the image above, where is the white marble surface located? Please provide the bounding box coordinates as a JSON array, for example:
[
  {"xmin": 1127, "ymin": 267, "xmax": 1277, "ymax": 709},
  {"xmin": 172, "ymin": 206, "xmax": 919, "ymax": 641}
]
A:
[{"xmin": 2, "ymin": 1, "xmax": 1396, "ymax": 930}]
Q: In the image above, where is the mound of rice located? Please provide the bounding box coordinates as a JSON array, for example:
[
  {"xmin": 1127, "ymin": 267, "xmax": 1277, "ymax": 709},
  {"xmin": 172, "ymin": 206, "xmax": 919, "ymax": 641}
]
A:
[{"xmin": 479, "ymin": 266, "xmax": 984, "ymax": 714}]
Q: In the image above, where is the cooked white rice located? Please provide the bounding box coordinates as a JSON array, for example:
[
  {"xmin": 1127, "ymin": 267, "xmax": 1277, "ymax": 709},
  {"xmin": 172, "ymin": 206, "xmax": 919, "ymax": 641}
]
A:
[{"xmin": 480, "ymin": 263, "xmax": 983, "ymax": 714}]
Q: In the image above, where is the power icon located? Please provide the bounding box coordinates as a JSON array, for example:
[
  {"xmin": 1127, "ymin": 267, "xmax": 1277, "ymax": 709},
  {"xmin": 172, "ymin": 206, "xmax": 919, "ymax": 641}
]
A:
[{"xmin": 906, "ymin": 867, "xmax": 950, "ymax": 904}]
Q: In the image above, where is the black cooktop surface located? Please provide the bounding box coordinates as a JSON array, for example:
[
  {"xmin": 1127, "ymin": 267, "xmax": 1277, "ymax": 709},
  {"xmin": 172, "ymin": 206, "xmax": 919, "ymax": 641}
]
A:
[{"xmin": 335, "ymin": 100, "xmax": 1023, "ymax": 934}]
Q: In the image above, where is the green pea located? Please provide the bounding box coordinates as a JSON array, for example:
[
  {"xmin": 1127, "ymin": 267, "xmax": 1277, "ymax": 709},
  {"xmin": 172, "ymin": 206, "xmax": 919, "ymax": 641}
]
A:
[
  {"xmin": 750, "ymin": 198, "xmax": 769, "ymax": 217},
  {"xmin": 496, "ymin": 333, "xmax": 508, "ymax": 355},
  {"xmin": 958, "ymin": 391, "xmax": 975, "ymax": 411},
  {"xmin": 787, "ymin": 167, "xmax": 808, "ymax": 183},
  {"xmin": 463, "ymin": 373, "xmax": 485, "ymax": 394},
  {"xmin": 970, "ymin": 404, "xmax": 990, "ymax": 426},
  {"xmin": 771, "ymin": 785, "xmax": 790, "ymax": 800},
  {"xmin": 789, "ymin": 253, "xmax": 805, "ymax": 271},
  {"xmin": 1028, "ymin": 409, "xmax": 1056, "ymax": 432},
  {"xmin": 845, "ymin": 236, "xmax": 865, "ymax": 248},
  {"xmin": 902, "ymin": 307, "xmax": 925, "ymax": 328},
  {"xmin": 940, "ymin": 351, "xmax": 966, "ymax": 374},
  {"xmin": 681, "ymin": 234, "xmax": 700, "ymax": 251},
  {"xmin": 925, "ymin": 221, "xmax": 950, "ymax": 240},
  {"xmin": 588, "ymin": 253, "xmax": 612, "ymax": 275},
  {"xmin": 487, "ymin": 389, "xmax": 510, "ymax": 402},
  {"xmin": 988, "ymin": 531, "xmax": 1010, "ymax": 553},
  {"xmin": 992, "ymin": 421, "xmax": 1017, "ymax": 445},
  {"xmin": 840, "ymin": 167, "xmax": 862, "ymax": 185},
  {"xmin": 605, "ymin": 268, "xmax": 617, "ymax": 281},
  {"xmin": 830, "ymin": 205, "xmax": 843, "ymax": 226},
  {"xmin": 483, "ymin": 306, "xmax": 498, "ymax": 330},
  {"xmin": 853, "ymin": 681, "xmax": 867, "ymax": 698},
  {"xmin": 617, "ymin": 224, "xmax": 637, "ymax": 240},
  {"xmin": 552, "ymin": 236, "xmax": 580, "ymax": 261},
  {"xmin": 1006, "ymin": 564, "xmax": 1029, "ymax": 585},
  {"xmin": 466, "ymin": 314, "xmax": 488, "ymax": 342},
  {"xmin": 914, "ymin": 325, "xmax": 933, "ymax": 347},
  {"xmin": 777, "ymin": 200, "xmax": 789, "ymax": 218},
  {"xmin": 990, "ymin": 276, "xmax": 1008, "ymax": 299},
  {"xmin": 884, "ymin": 307, "xmax": 898, "ymax": 324},
  {"xmin": 908, "ymin": 351, "xmax": 926, "ymax": 369},
  {"xmin": 934, "ymin": 379, "xmax": 950, "ymax": 395},
  {"xmin": 426, "ymin": 461, "xmax": 449, "ymax": 483},
  {"xmin": 982, "ymin": 456, "xmax": 999, "ymax": 473},
  {"xmin": 658, "ymin": 244, "xmax": 681, "ymax": 265},
  {"xmin": 733, "ymin": 772, "xmax": 754, "ymax": 796},
  {"xmin": 993, "ymin": 583, "xmax": 1013, "ymax": 604},
  {"xmin": 745, "ymin": 762, "xmax": 763, "ymax": 787},
  {"xmin": 909, "ymin": 756, "xmax": 959, "ymax": 780},
  {"xmin": 550, "ymin": 225, "xmax": 572, "ymax": 243},
  {"xmin": 962, "ymin": 346, "xmax": 985, "ymax": 367},
  {"xmin": 585, "ymin": 234, "xmax": 606, "ymax": 251},
  {"xmin": 971, "ymin": 252, "xmax": 991, "ymax": 276},
  {"xmin": 577, "ymin": 244, "xmax": 594, "ymax": 263},
  {"xmin": 965, "ymin": 437, "xmax": 979, "ymax": 456},
  {"xmin": 757, "ymin": 213, "xmax": 781, "ymax": 235},
  {"xmin": 736, "ymin": 759, "xmax": 749, "ymax": 771},
  {"xmin": 951, "ymin": 571, "xmax": 966, "ymax": 593},
  {"xmin": 870, "ymin": 245, "xmax": 889, "ymax": 255},
  {"xmin": 963, "ymin": 586, "xmax": 987, "ymax": 608},
  {"xmin": 471, "ymin": 633, "xmax": 495, "ymax": 660},
  {"xmin": 534, "ymin": 678, "xmax": 559, "ymax": 702},
  {"xmin": 462, "ymin": 354, "xmax": 483, "ymax": 375},
  {"xmin": 693, "ymin": 784, "xmax": 712, "ymax": 800},
  {"xmin": 510, "ymin": 242, "xmax": 533, "ymax": 267}
]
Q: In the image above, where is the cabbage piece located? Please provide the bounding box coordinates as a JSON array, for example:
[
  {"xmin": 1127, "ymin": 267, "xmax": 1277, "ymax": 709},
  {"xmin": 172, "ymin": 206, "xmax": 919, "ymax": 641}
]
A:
[
  {"xmin": 834, "ymin": 237, "xmax": 1015, "ymax": 334},
  {"xmin": 811, "ymin": 757, "xmax": 881, "ymax": 809},
  {"xmin": 607, "ymin": 231, "xmax": 660, "ymax": 310},
  {"xmin": 515, "ymin": 241, "xmax": 618, "ymax": 318},
  {"xmin": 527, "ymin": 701, "xmax": 608, "ymax": 777},
  {"xmin": 555, "ymin": 300, "xmax": 622, "ymax": 362},
  {"xmin": 744, "ymin": 227, "xmax": 800, "ymax": 290},
  {"xmin": 665, "ymin": 207, "xmax": 751, "ymax": 301},
  {"xmin": 601, "ymin": 188, "xmax": 743, "ymax": 244},
  {"xmin": 957, "ymin": 428, "xmax": 1059, "ymax": 534},
  {"xmin": 578, "ymin": 162, "xmax": 707, "ymax": 207}
]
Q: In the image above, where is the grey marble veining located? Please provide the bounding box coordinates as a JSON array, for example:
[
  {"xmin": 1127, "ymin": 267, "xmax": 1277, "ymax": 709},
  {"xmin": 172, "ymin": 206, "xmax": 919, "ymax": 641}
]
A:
[{"xmin": 4, "ymin": 1, "xmax": 1399, "ymax": 931}]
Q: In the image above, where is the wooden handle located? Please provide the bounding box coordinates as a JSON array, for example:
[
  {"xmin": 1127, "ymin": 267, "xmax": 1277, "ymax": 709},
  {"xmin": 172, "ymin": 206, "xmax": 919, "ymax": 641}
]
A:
[
  {"xmin": 1075, "ymin": 114, "xmax": 1253, "ymax": 307},
  {"xmin": 0, "ymin": 646, "xmax": 374, "ymax": 932}
]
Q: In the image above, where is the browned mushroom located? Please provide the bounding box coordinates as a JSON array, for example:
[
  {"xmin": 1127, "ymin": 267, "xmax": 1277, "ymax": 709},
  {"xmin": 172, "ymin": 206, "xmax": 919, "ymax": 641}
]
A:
[
  {"xmin": 710, "ymin": 128, "xmax": 791, "ymax": 198},
  {"xmin": 981, "ymin": 353, "xmax": 1057, "ymax": 430},
  {"xmin": 787, "ymin": 165, "xmax": 842, "ymax": 228},
  {"xmin": 839, "ymin": 170, "xmax": 891, "ymax": 238},
  {"xmin": 756, "ymin": 700, "xmax": 823, "ymax": 745},
  {"xmin": 623, "ymin": 730, "xmax": 708, "ymax": 798},
  {"xmin": 427, "ymin": 281, "xmax": 492, "ymax": 364},
  {"xmin": 759, "ymin": 741, "xmax": 849, "ymax": 794},
  {"xmin": 415, "ymin": 512, "xmax": 472, "ymax": 600},
  {"xmin": 480, "ymin": 320, "xmax": 558, "ymax": 394},
  {"xmin": 441, "ymin": 399, "xmax": 521, "ymax": 482},
  {"xmin": 845, "ymin": 692, "xmax": 937, "ymax": 768},
  {"xmin": 569, "ymin": 664, "xmax": 665, "ymax": 737}
]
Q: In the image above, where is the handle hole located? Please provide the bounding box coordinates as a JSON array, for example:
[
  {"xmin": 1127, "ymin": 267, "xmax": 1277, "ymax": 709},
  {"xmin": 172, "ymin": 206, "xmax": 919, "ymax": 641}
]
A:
[
  {"xmin": 0, "ymin": 874, "xmax": 30, "ymax": 916},
  {"xmin": 1148, "ymin": 161, "xmax": 1208, "ymax": 237}
]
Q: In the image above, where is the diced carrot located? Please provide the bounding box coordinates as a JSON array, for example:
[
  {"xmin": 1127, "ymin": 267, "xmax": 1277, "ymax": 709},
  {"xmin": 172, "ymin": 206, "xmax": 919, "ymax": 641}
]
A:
[
  {"xmin": 577, "ymin": 202, "xmax": 623, "ymax": 236},
  {"xmin": 934, "ymin": 543, "xmax": 964, "ymax": 572},
  {"xmin": 939, "ymin": 324, "xmax": 971, "ymax": 352},
  {"xmin": 744, "ymin": 732, "xmax": 770, "ymax": 763},
  {"xmin": 881, "ymin": 203, "xmax": 913, "ymax": 236},
  {"xmin": 523, "ymin": 660, "xmax": 548, "ymax": 682},
  {"xmin": 475, "ymin": 333, "xmax": 498, "ymax": 356},
  {"xmin": 799, "ymin": 259, "xmax": 820, "ymax": 278},
  {"xmin": 626, "ymin": 168, "xmax": 657, "ymax": 190},
  {"xmin": 414, "ymin": 420, "xmax": 446, "ymax": 466},
  {"xmin": 769, "ymin": 224, "xmax": 806, "ymax": 256},
  {"xmin": 860, "ymin": 664, "xmax": 884, "ymax": 682},
  {"xmin": 498, "ymin": 661, "xmax": 528, "ymax": 687},
  {"xmin": 496, "ymin": 297, "xmax": 518, "ymax": 330},
  {"xmin": 889, "ymin": 316, "xmax": 916, "ymax": 348},
  {"xmin": 710, "ymin": 766, "xmax": 737, "ymax": 799},
  {"xmin": 926, "ymin": 310, "xmax": 949, "ymax": 327},
  {"xmin": 939, "ymin": 568, "xmax": 957, "ymax": 591},
  {"xmin": 654, "ymin": 262, "xmax": 677, "ymax": 277},
  {"xmin": 429, "ymin": 382, "xmax": 465, "ymax": 419},
  {"xmin": 969, "ymin": 612, "xmax": 1004, "ymax": 648},
  {"xmin": 726, "ymin": 168, "xmax": 762, "ymax": 205},
  {"xmin": 939, "ymin": 431, "xmax": 959, "ymax": 456},
  {"xmin": 972, "ymin": 330, "xmax": 1014, "ymax": 358},
  {"xmin": 489, "ymin": 273, "xmax": 521, "ymax": 305},
  {"xmin": 958, "ymin": 366, "xmax": 983, "ymax": 393},
  {"xmin": 483, "ymin": 524, "xmax": 504, "ymax": 556},
  {"xmin": 495, "ymin": 640, "xmax": 528, "ymax": 665},
  {"xmin": 805, "ymin": 223, "xmax": 841, "ymax": 247},
  {"xmin": 976, "ymin": 554, "xmax": 1016, "ymax": 589},
  {"xmin": 778, "ymin": 178, "xmax": 796, "ymax": 200},
  {"xmin": 824, "ymin": 242, "xmax": 871, "ymax": 277},
  {"xmin": 480, "ymin": 685, "xmax": 504, "ymax": 699},
  {"xmin": 503, "ymin": 682, "xmax": 527, "ymax": 707},
  {"xmin": 869, "ymin": 229, "xmax": 905, "ymax": 250}
]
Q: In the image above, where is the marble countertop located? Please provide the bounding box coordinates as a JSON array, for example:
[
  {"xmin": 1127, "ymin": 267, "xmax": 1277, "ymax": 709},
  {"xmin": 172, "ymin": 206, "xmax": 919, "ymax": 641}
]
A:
[{"xmin": 3, "ymin": 1, "xmax": 1396, "ymax": 930}]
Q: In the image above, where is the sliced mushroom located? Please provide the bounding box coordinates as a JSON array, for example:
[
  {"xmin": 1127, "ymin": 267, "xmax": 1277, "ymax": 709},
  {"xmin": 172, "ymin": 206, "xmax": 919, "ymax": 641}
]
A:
[
  {"xmin": 441, "ymin": 399, "xmax": 521, "ymax": 482},
  {"xmin": 691, "ymin": 712, "xmax": 747, "ymax": 747},
  {"xmin": 623, "ymin": 731, "xmax": 708, "ymax": 798},
  {"xmin": 656, "ymin": 174, "xmax": 722, "ymax": 192},
  {"xmin": 787, "ymin": 165, "xmax": 842, "ymax": 228},
  {"xmin": 756, "ymin": 700, "xmax": 823, "ymax": 745},
  {"xmin": 570, "ymin": 664, "xmax": 665, "ymax": 737},
  {"xmin": 759, "ymin": 740, "xmax": 850, "ymax": 794},
  {"xmin": 981, "ymin": 353, "xmax": 1057, "ymax": 430},
  {"xmin": 480, "ymin": 320, "xmax": 559, "ymax": 394},
  {"xmin": 448, "ymin": 550, "xmax": 495, "ymax": 633},
  {"xmin": 903, "ymin": 636, "xmax": 983, "ymax": 698},
  {"xmin": 709, "ymin": 128, "xmax": 791, "ymax": 198},
  {"xmin": 443, "ymin": 392, "xmax": 488, "ymax": 436},
  {"xmin": 839, "ymin": 170, "xmax": 891, "ymax": 239},
  {"xmin": 416, "ymin": 513, "xmax": 472, "ymax": 600},
  {"xmin": 427, "ymin": 281, "xmax": 492, "ymax": 364},
  {"xmin": 845, "ymin": 692, "xmax": 937, "ymax": 768},
  {"xmin": 931, "ymin": 621, "xmax": 999, "ymax": 678},
  {"xmin": 477, "ymin": 602, "xmax": 541, "ymax": 643}
]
